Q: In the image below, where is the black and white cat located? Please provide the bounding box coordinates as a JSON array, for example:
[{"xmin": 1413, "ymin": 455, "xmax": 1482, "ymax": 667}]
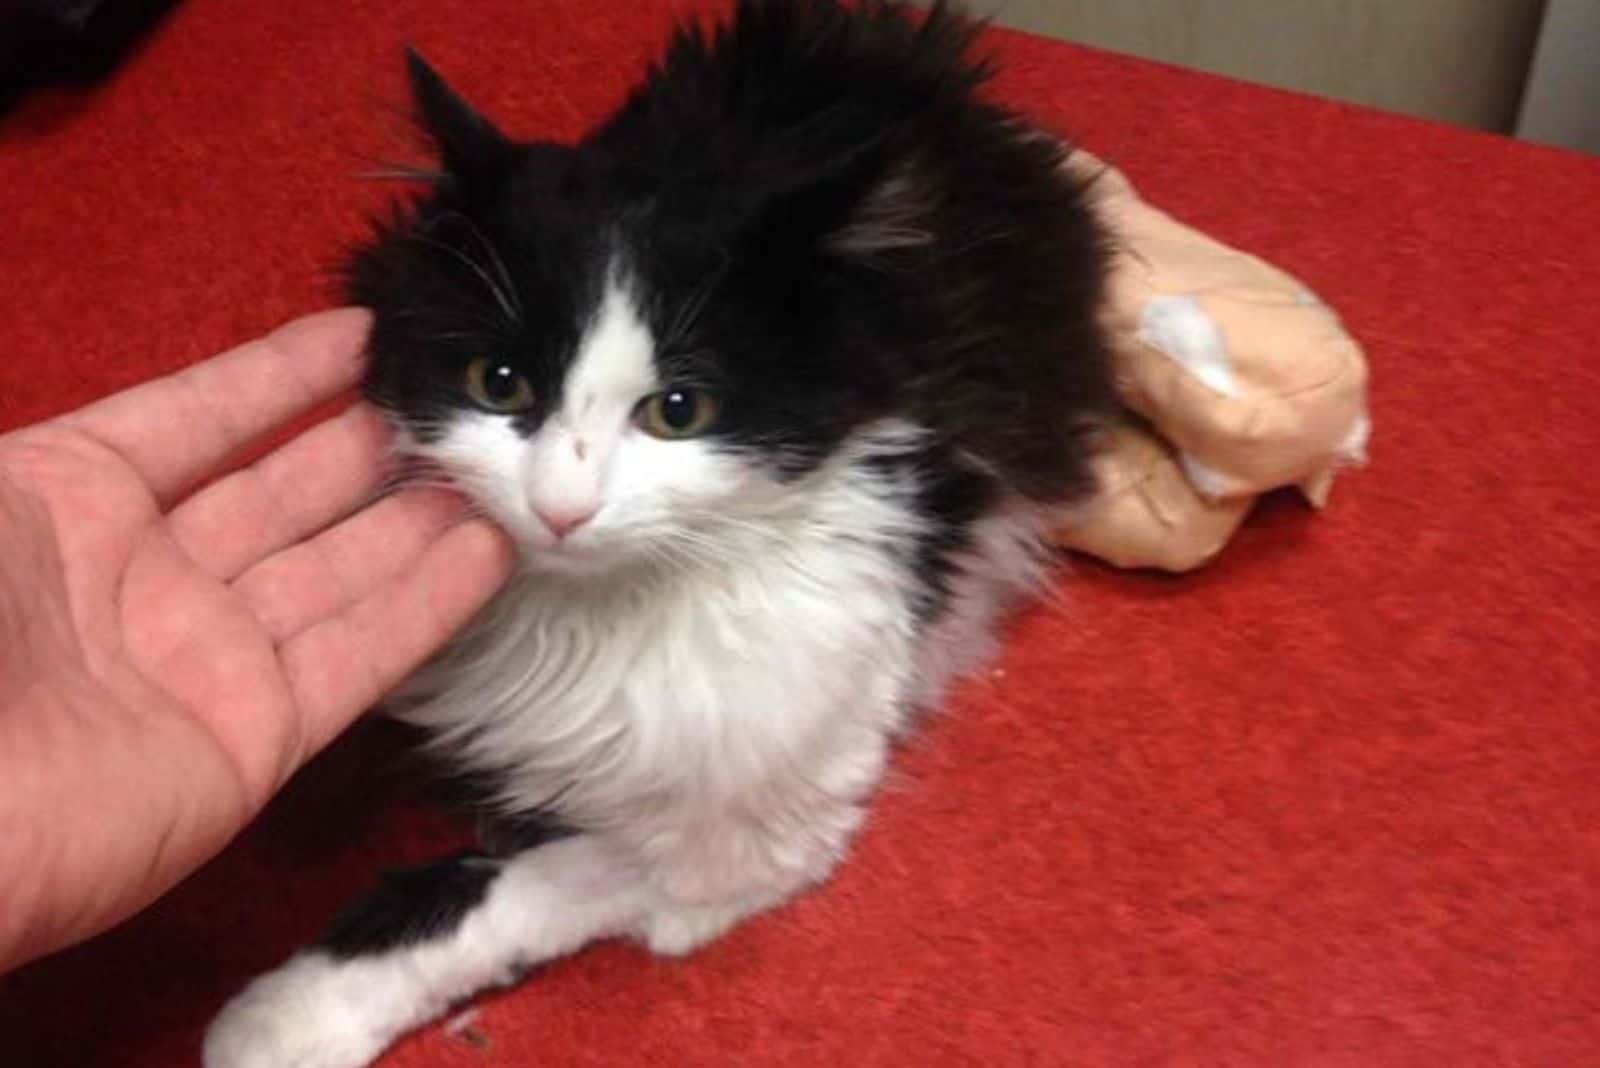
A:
[{"xmin": 205, "ymin": 2, "xmax": 1113, "ymax": 1065}]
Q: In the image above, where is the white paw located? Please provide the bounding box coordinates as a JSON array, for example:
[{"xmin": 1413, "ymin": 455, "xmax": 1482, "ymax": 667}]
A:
[{"xmin": 203, "ymin": 953, "xmax": 397, "ymax": 1068}]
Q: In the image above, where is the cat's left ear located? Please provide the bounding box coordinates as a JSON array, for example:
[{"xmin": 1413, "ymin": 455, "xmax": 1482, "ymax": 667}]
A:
[
  {"xmin": 405, "ymin": 47, "xmax": 516, "ymax": 182},
  {"xmin": 744, "ymin": 137, "xmax": 934, "ymax": 267}
]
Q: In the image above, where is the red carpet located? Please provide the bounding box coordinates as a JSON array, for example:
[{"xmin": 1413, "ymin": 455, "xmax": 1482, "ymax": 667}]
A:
[{"xmin": 3, "ymin": 1, "xmax": 1598, "ymax": 1064}]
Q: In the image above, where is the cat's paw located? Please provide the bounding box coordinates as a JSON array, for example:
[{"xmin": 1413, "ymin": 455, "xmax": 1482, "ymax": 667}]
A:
[{"xmin": 203, "ymin": 953, "xmax": 398, "ymax": 1068}]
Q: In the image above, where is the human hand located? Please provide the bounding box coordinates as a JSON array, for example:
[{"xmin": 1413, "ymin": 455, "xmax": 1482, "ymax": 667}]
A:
[{"xmin": 0, "ymin": 309, "xmax": 515, "ymax": 971}]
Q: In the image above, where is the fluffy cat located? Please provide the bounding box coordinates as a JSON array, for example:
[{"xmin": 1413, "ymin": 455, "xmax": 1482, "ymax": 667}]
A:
[{"xmin": 205, "ymin": 2, "xmax": 1114, "ymax": 1065}]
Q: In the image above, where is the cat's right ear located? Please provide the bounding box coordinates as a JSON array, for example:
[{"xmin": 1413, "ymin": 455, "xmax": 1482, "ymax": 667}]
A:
[{"xmin": 405, "ymin": 47, "xmax": 515, "ymax": 183}]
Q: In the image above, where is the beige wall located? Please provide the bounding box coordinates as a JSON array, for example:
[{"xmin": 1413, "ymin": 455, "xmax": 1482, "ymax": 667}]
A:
[{"xmin": 964, "ymin": 0, "xmax": 1548, "ymax": 133}]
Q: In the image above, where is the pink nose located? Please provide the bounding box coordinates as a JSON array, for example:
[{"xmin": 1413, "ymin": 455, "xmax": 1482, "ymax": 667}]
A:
[{"xmin": 537, "ymin": 507, "xmax": 596, "ymax": 539}]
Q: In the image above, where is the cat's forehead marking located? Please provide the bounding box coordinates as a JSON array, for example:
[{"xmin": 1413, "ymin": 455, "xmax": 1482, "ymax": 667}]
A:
[{"xmin": 563, "ymin": 275, "xmax": 658, "ymax": 417}]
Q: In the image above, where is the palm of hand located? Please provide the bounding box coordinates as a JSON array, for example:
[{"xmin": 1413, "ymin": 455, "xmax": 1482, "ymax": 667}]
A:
[{"xmin": 0, "ymin": 310, "xmax": 513, "ymax": 969}]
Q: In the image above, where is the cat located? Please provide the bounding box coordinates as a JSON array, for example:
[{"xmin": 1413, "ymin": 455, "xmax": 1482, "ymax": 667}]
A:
[{"xmin": 204, "ymin": 2, "xmax": 1114, "ymax": 1065}]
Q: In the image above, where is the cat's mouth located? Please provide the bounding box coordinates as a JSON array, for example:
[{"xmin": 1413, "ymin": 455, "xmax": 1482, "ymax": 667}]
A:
[{"xmin": 517, "ymin": 532, "xmax": 632, "ymax": 579}]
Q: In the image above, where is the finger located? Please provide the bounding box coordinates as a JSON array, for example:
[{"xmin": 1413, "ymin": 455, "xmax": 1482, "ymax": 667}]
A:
[
  {"xmin": 65, "ymin": 308, "xmax": 372, "ymax": 505},
  {"xmin": 279, "ymin": 518, "xmax": 516, "ymax": 758},
  {"xmin": 233, "ymin": 486, "xmax": 472, "ymax": 643},
  {"xmin": 166, "ymin": 402, "xmax": 394, "ymax": 580}
]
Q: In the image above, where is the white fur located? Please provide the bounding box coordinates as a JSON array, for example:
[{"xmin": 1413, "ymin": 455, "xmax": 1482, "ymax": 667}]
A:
[
  {"xmin": 400, "ymin": 416, "xmax": 983, "ymax": 894},
  {"xmin": 206, "ymin": 275, "xmax": 1055, "ymax": 1068}
]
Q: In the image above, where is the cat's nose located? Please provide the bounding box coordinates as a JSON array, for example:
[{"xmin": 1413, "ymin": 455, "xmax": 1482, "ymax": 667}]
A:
[{"xmin": 536, "ymin": 506, "xmax": 596, "ymax": 539}]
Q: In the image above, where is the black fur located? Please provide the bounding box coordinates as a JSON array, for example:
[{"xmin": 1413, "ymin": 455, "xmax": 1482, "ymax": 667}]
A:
[
  {"xmin": 349, "ymin": 0, "xmax": 1114, "ymax": 505},
  {"xmin": 319, "ymin": 852, "xmax": 500, "ymax": 959}
]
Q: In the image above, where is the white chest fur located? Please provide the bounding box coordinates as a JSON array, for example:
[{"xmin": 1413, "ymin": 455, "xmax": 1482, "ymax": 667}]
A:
[
  {"xmin": 391, "ymin": 431, "xmax": 955, "ymax": 881},
  {"xmin": 400, "ymin": 518, "xmax": 919, "ymax": 813},
  {"xmin": 392, "ymin": 425, "xmax": 1052, "ymax": 904}
]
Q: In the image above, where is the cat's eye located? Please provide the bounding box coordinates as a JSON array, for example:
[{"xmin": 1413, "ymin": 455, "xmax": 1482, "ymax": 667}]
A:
[
  {"xmin": 635, "ymin": 388, "xmax": 720, "ymax": 439},
  {"xmin": 464, "ymin": 357, "xmax": 535, "ymax": 413}
]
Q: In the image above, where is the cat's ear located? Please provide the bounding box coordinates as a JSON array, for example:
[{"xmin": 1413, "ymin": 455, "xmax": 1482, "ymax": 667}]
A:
[
  {"xmin": 819, "ymin": 161, "xmax": 934, "ymax": 261},
  {"xmin": 405, "ymin": 47, "xmax": 515, "ymax": 182},
  {"xmin": 744, "ymin": 136, "xmax": 933, "ymax": 266}
]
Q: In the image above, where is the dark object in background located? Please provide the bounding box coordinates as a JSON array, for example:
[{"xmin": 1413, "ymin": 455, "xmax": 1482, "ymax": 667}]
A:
[{"xmin": 0, "ymin": 0, "xmax": 183, "ymax": 113}]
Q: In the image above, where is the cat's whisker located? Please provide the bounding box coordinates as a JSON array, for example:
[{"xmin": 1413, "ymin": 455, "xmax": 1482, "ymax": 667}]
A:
[
  {"xmin": 414, "ymin": 330, "xmax": 491, "ymax": 344},
  {"xmin": 436, "ymin": 211, "xmax": 524, "ymax": 320},
  {"xmin": 664, "ymin": 255, "xmax": 731, "ymax": 347},
  {"xmin": 403, "ymin": 230, "xmax": 521, "ymax": 326},
  {"xmin": 655, "ymin": 530, "xmax": 741, "ymax": 571},
  {"xmin": 640, "ymin": 541, "xmax": 698, "ymax": 578},
  {"xmin": 344, "ymin": 145, "xmax": 450, "ymax": 185},
  {"xmin": 358, "ymin": 167, "xmax": 448, "ymax": 184}
]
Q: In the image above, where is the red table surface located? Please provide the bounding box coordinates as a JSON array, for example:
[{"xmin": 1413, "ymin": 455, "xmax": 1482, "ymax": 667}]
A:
[{"xmin": 3, "ymin": 1, "xmax": 1597, "ymax": 1065}]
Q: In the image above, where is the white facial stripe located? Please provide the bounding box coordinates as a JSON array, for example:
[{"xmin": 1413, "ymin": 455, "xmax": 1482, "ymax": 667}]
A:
[
  {"xmin": 563, "ymin": 277, "xmax": 659, "ymax": 435},
  {"xmin": 507, "ymin": 277, "xmax": 659, "ymax": 529}
]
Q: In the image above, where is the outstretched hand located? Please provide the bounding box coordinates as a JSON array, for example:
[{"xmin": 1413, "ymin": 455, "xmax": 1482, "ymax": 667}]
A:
[{"xmin": 0, "ymin": 309, "xmax": 515, "ymax": 971}]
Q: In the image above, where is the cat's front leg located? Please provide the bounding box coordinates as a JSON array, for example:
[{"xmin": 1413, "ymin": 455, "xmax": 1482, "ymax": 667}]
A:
[
  {"xmin": 207, "ymin": 731, "xmax": 886, "ymax": 1068},
  {"xmin": 203, "ymin": 834, "xmax": 651, "ymax": 1068}
]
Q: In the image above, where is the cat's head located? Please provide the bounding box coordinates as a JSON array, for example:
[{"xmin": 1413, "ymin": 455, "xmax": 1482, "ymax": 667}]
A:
[{"xmin": 352, "ymin": 51, "xmax": 912, "ymax": 577}]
